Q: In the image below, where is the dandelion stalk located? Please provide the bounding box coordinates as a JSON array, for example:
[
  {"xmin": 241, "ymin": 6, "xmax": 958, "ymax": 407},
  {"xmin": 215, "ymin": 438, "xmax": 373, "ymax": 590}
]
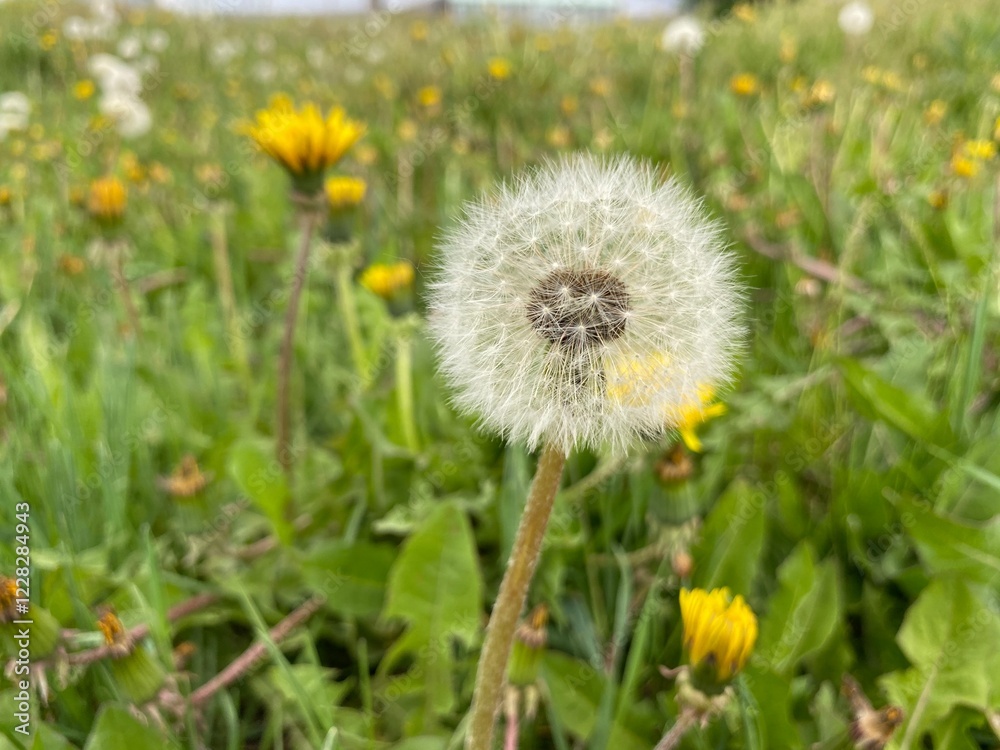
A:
[
  {"xmin": 209, "ymin": 203, "xmax": 249, "ymax": 383},
  {"xmin": 394, "ymin": 320, "xmax": 420, "ymax": 452},
  {"xmin": 276, "ymin": 206, "xmax": 320, "ymax": 473},
  {"xmin": 654, "ymin": 707, "xmax": 698, "ymax": 750},
  {"xmin": 466, "ymin": 443, "xmax": 565, "ymax": 750},
  {"xmin": 334, "ymin": 251, "xmax": 370, "ymax": 388},
  {"xmin": 111, "ymin": 241, "xmax": 142, "ymax": 338}
]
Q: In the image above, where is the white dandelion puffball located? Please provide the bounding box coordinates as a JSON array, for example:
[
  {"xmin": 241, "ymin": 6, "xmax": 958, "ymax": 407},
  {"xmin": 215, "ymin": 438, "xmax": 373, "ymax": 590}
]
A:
[
  {"xmin": 661, "ymin": 16, "xmax": 705, "ymax": 55},
  {"xmin": 430, "ymin": 154, "xmax": 744, "ymax": 455},
  {"xmin": 100, "ymin": 92, "xmax": 152, "ymax": 138},
  {"xmin": 838, "ymin": 1, "xmax": 874, "ymax": 36}
]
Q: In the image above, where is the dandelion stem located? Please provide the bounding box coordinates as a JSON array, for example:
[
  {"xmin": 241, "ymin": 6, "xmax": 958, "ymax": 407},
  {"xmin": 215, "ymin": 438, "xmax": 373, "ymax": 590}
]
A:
[
  {"xmin": 466, "ymin": 443, "xmax": 566, "ymax": 750},
  {"xmin": 335, "ymin": 255, "xmax": 370, "ymax": 388},
  {"xmin": 209, "ymin": 203, "xmax": 250, "ymax": 386},
  {"xmin": 395, "ymin": 328, "xmax": 419, "ymax": 452},
  {"xmin": 112, "ymin": 242, "xmax": 142, "ymax": 337},
  {"xmin": 654, "ymin": 707, "xmax": 699, "ymax": 750},
  {"xmin": 276, "ymin": 208, "xmax": 319, "ymax": 474}
]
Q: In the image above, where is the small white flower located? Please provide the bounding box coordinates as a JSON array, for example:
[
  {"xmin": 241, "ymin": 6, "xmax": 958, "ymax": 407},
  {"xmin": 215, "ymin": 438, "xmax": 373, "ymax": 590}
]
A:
[
  {"xmin": 89, "ymin": 54, "xmax": 143, "ymax": 97},
  {"xmin": 251, "ymin": 60, "xmax": 276, "ymax": 83},
  {"xmin": 100, "ymin": 92, "xmax": 152, "ymax": 139},
  {"xmin": 430, "ymin": 154, "xmax": 744, "ymax": 455},
  {"xmin": 117, "ymin": 33, "xmax": 142, "ymax": 59},
  {"xmin": 661, "ymin": 16, "xmax": 705, "ymax": 55},
  {"xmin": 63, "ymin": 16, "xmax": 93, "ymax": 41},
  {"xmin": 210, "ymin": 38, "xmax": 244, "ymax": 66},
  {"xmin": 838, "ymin": 1, "xmax": 874, "ymax": 36},
  {"xmin": 146, "ymin": 29, "xmax": 170, "ymax": 52}
]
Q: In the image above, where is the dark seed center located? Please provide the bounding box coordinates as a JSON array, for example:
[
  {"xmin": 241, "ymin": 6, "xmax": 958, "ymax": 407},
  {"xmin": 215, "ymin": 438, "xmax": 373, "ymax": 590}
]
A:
[{"xmin": 526, "ymin": 268, "xmax": 630, "ymax": 352}]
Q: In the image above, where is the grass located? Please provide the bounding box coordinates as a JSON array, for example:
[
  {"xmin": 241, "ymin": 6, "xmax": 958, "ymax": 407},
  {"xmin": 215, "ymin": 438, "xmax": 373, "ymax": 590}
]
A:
[{"xmin": 1, "ymin": 0, "xmax": 1000, "ymax": 748}]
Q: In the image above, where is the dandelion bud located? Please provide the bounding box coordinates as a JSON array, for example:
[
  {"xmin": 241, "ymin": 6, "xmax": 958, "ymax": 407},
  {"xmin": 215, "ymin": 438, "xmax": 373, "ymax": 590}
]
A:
[
  {"xmin": 98, "ymin": 609, "xmax": 165, "ymax": 704},
  {"xmin": 430, "ymin": 154, "xmax": 744, "ymax": 455},
  {"xmin": 507, "ymin": 604, "xmax": 549, "ymax": 687}
]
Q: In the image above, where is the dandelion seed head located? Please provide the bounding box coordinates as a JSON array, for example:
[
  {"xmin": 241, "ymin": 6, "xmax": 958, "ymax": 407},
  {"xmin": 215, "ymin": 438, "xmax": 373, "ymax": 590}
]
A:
[{"xmin": 430, "ymin": 154, "xmax": 745, "ymax": 455}]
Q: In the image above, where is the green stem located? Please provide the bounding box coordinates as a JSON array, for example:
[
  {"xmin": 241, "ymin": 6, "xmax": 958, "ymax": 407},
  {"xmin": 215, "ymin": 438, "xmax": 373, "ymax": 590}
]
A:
[
  {"xmin": 276, "ymin": 209, "xmax": 318, "ymax": 473},
  {"xmin": 395, "ymin": 330, "xmax": 419, "ymax": 453},
  {"xmin": 466, "ymin": 443, "xmax": 566, "ymax": 750},
  {"xmin": 335, "ymin": 258, "xmax": 370, "ymax": 388},
  {"xmin": 209, "ymin": 203, "xmax": 250, "ymax": 387}
]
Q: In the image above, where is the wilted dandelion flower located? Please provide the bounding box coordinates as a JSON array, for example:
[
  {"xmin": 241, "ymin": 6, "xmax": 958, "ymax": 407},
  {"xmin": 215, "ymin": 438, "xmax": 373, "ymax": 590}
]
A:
[
  {"xmin": 660, "ymin": 16, "xmax": 705, "ymax": 56},
  {"xmin": 838, "ymin": 1, "xmax": 874, "ymax": 37},
  {"xmin": 244, "ymin": 97, "xmax": 364, "ymax": 196},
  {"xmin": 680, "ymin": 587, "xmax": 757, "ymax": 682},
  {"xmin": 88, "ymin": 176, "xmax": 127, "ymax": 224},
  {"xmin": 430, "ymin": 154, "xmax": 743, "ymax": 455}
]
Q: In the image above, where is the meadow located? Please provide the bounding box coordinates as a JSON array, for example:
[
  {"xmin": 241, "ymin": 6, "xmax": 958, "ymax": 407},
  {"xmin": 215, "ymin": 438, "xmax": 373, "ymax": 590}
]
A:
[{"xmin": 1, "ymin": 0, "xmax": 1000, "ymax": 747}]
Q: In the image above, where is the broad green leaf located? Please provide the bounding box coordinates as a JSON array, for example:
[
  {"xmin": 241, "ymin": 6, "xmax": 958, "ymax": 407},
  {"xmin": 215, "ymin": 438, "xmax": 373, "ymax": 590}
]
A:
[
  {"xmin": 302, "ymin": 541, "xmax": 396, "ymax": 617},
  {"xmin": 380, "ymin": 502, "xmax": 482, "ymax": 717},
  {"xmin": 904, "ymin": 502, "xmax": 1000, "ymax": 584},
  {"xmin": 880, "ymin": 579, "xmax": 1000, "ymax": 747},
  {"xmin": 836, "ymin": 358, "xmax": 950, "ymax": 446},
  {"xmin": 931, "ymin": 707, "xmax": 984, "ymax": 750},
  {"xmin": 30, "ymin": 725, "xmax": 74, "ymax": 750},
  {"xmin": 227, "ymin": 437, "xmax": 293, "ymax": 544},
  {"xmin": 84, "ymin": 705, "xmax": 173, "ymax": 750},
  {"xmin": 756, "ymin": 543, "xmax": 841, "ymax": 675},
  {"xmin": 692, "ymin": 478, "xmax": 766, "ymax": 596},
  {"xmin": 742, "ymin": 666, "xmax": 801, "ymax": 748},
  {"xmin": 540, "ymin": 651, "xmax": 658, "ymax": 750}
]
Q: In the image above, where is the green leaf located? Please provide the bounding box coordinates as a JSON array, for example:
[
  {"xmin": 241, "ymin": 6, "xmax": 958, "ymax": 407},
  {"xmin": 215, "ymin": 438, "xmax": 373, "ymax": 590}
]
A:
[
  {"xmin": 880, "ymin": 579, "xmax": 1000, "ymax": 747},
  {"xmin": 756, "ymin": 543, "xmax": 841, "ymax": 675},
  {"xmin": 540, "ymin": 652, "xmax": 658, "ymax": 750},
  {"xmin": 30, "ymin": 725, "xmax": 74, "ymax": 750},
  {"xmin": 692, "ymin": 479, "xmax": 766, "ymax": 596},
  {"xmin": 227, "ymin": 437, "xmax": 293, "ymax": 544},
  {"xmin": 836, "ymin": 358, "xmax": 951, "ymax": 446},
  {"xmin": 380, "ymin": 502, "xmax": 482, "ymax": 717},
  {"xmin": 904, "ymin": 502, "xmax": 1000, "ymax": 584},
  {"xmin": 301, "ymin": 541, "xmax": 396, "ymax": 618},
  {"xmin": 84, "ymin": 705, "xmax": 173, "ymax": 750}
]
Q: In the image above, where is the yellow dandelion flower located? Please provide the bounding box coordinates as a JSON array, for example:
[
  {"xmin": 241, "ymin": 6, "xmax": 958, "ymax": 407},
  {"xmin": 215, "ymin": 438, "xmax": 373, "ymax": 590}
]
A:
[
  {"xmin": 680, "ymin": 587, "xmax": 757, "ymax": 682},
  {"xmin": 355, "ymin": 143, "xmax": 379, "ymax": 166},
  {"xmin": 417, "ymin": 85, "xmax": 442, "ymax": 109},
  {"xmin": 397, "ymin": 119, "xmax": 419, "ymax": 142},
  {"xmin": 779, "ymin": 35, "xmax": 797, "ymax": 64},
  {"xmin": 148, "ymin": 162, "xmax": 171, "ymax": 184},
  {"xmin": 325, "ymin": 176, "xmax": 367, "ymax": 212},
  {"xmin": 732, "ymin": 3, "xmax": 756, "ymax": 22},
  {"xmin": 589, "ymin": 76, "xmax": 612, "ymax": 97},
  {"xmin": 805, "ymin": 80, "xmax": 835, "ymax": 107},
  {"xmin": 560, "ymin": 95, "xmax": 578, "ymax": 117},
  {"xmin": 87, "ymin": 177, "xmax": 127, "ymax": 224},
  {"xmin": 923, "ymin": 99, "xmax": 946, "ymax": 126},
  {"xmin": 488, "ymin": 57, "xmax": 512, "ymax": 81},
  {"xmin": 39, "ymin": 30, "xmax": 58, "ymax": 51},
  {"xmin": 546, "ymin": 125, "xmax": 572, "ymax": 148},
  {"xmin": 243, "ymin": 96, "xmax": 365, "ymax": 195},
  {"xmin": 0, "ymin": 186, "xmax": 11, "ymax": 207},
  {"xmin": 360, "ymin": 261, "xmax": 415, "ymax": 299},
  {"xmin": 951, "ymin": 155, "xmax": 978, "ymax": 178},
  {"xmin": 0, "ymin": 576, "xmax": 19, "ymax": 622},
  {"xmin": 410, "ymin": 20, "xmax": 429, "ymax": 41},
  {"xmin": 927, "ymin": 190, "xmax": 948, "ymax": 210},
  {"xmin": 963, "ymin": 140, "xmax": 997, "ymax": 161},
  {"xmin": 670, "ymin": 385, "xmax": 727, "ymax": 452},
  {"xmin": 730, "ymin": 73, "xmax": 760, "ymax": 97},
  {"xmin": 74, "ymin": 80, "xmax": 95, "ymax": 101}
]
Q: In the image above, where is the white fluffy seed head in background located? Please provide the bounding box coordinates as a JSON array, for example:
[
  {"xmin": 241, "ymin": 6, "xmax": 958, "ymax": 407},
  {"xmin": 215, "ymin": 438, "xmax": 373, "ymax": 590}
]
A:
[{"xmin": 429, "ymin": 153, "xmax": 745, "ymax": 456}]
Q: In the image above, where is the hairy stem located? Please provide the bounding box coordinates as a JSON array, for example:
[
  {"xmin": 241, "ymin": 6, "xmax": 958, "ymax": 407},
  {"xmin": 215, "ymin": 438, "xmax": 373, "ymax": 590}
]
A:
[
  {"xmin": 654, "ymin": 707, "xmax": 699, "ymax": 750},
  {"xmin": 466, "ymin": 443, "xmax": 566, "ymax": 750},
  {"xmin": 276, "ymin": 209, "xmax": 318, "ymax": 473}
]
